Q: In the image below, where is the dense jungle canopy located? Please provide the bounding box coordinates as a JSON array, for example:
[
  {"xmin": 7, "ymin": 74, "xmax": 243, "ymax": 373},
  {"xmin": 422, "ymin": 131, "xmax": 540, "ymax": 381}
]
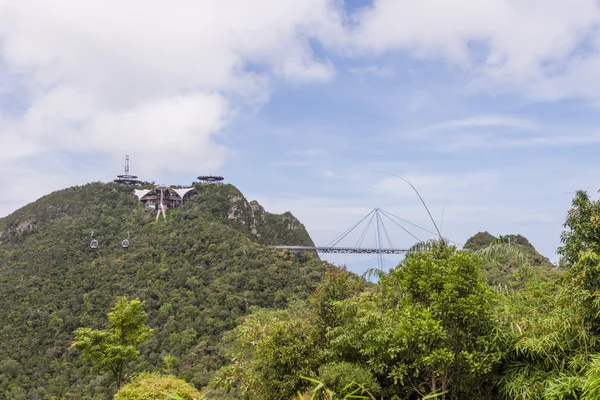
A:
[{"xmin": 2, "ymin": 181, "xmax": 598, "ymax": 400}]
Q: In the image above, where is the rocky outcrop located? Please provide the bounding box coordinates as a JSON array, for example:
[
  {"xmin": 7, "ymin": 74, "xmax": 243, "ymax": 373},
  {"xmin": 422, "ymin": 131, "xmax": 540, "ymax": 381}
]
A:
[
  {"xmin": 0, "ymin": 219, "xmax": 37, "ymax": 244},
  {"xmin": 16, "ymin": 219, "xmax": 37, "ymax": 234},
  {"xmin": 224, "ymin": 189, "xmax": 313, "ymax": 246}
]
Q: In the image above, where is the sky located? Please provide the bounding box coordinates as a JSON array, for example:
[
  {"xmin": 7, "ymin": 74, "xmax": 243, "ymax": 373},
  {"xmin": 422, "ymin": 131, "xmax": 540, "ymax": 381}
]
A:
[{"xmin": 1, "ymin": 0, "xmax": 600, "ymax": 273}]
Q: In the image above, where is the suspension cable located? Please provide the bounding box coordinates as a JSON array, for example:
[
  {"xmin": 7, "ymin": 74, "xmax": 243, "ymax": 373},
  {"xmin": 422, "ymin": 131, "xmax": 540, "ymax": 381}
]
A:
[
  {"xmin": 379, "ymin": 210, "xmax": 422, "ymax": 242},
  {"xmin": 374, "ymin": 212, "xmax": 385, "ymax": 269},
  {"xmin": 380, "ymin": 209, "xmax": 462, "ymax": 246},
  {"xmin": 326, "ymin": 209, "xmax": 376, "ymax": 248},
  {"xmin": 355, "ymin": 212, "xmax": 375, "ymax": 249},
  {"xmin": 376, "ymin": 209, "xmax": 394, "ymax": 248}
]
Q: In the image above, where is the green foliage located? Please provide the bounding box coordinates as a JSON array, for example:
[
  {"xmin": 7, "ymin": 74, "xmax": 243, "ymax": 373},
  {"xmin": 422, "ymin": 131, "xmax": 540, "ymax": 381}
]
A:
[
  {"xmin": 465, "ymin": 232, "xmax": 542, "ymax": 255},
  {"xmin": 475, "ymin": 235, "xmax": 529, "ymax": 266},
  {"xmin": 211, "ymin": 268, "xmax": 367, "ymax": 400},
  {"xmin": 496, "ymin": 190, "xmax": 600, "ymax": 400},
  {"xmin": 328, "ymin": 246, "xmax": 500, "ymax": 399},
  {"xmin": 407, "ymin": 238, "xmax": 451, "ymax": 254},
  {"xmin": 0, "ymin": 182, "xmax": 327, "ymax": 398},
  {"xmin": 212, "ymin": 304, "xmax": 324, "ymax": 399},
  {"xmin": 317, "ymin": 362, "xmax": 380, "ymax": 397},
  {"xmin": 558, "ymin": 191, "xmax": 600, "ymax": 336},
  {"xmin": 464, "ymin": 232, "xmax": 554, "ymax": 287},
  {"xmin": 558, "ymin": 190, "xmax": 600, "ymax": 267},
  {"xmin": 9, "ymin": 181, "xmax": 600, "ymax": 400},
  {"xmin": 114, "ymin": 372, "xmax": 204, "ymax": 400},
  {"xmin": 297, "ymin": 375, "xmax": 377, "ymax": 400},
  {"xmin": 162, "ymin": 354, "xmax": 177, "ymax": 375},
  {"xmin": 463, "ymin": 231, "xmax": 497, "ymax": 251},
  {"xmin": 496, "ymin": 281, "xmax": 596, "ymax": 400},
  {"xmin": 310, "ymin": 267, "xmax": 366, "ymax": 329},
  {"xmin": 215, "ymin": 243, "xmax": 500, "ymax": 400},
  {"xmin": 545, "ymin": 375, "xmax": 585, "ymax": 400},
  {"xmin": 581, "ymin": 355, "xmax": 600, "ymax": 399},
  {"xmin": 72, "ymin": 296, "xmax": 153, "ymax": 391}
]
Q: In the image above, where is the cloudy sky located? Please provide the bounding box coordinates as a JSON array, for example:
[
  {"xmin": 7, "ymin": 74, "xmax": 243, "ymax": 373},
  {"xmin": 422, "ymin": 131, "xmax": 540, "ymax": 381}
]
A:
[{"xmin": 1, "ymin": 0, "xmax": 600, "ymax": 272}]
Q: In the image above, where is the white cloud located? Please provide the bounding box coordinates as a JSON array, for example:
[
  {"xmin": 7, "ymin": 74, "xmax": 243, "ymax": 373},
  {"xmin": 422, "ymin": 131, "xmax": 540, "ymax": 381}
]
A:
[
  {"xmin": 322, "ymin": 169, "xmax": 337, "ymax": 178},
  {"xmin": 289, "ymin": 148, "xmax": 328, "ymax": 157},
  {"xmin": 348, "ymin": 65, "xmax": 395, "ymax": 78},
  {"xmin": 0, "ymin": 111, "xmax": 39, "ymax": 161},
  {"xmin": 3, "ymin": 0, "xmax": 600, "ymax": 176},
  {"xmin": 373, "ymin": 172, "xmax": 499, "ymax": 201},
  {"xmin": 423, "ymin": 116, "xmax": 539, "ymax": 132},
  {"xmin": 437, "ymin": 131, "xmax": 600, "ymax": 151},
  {"xmin": 401, "ymin": 115, "xmax": 600, "ymax": 151},
  {"xmin": 0, "ymin": 0, "xmax": 345, "ymax": 175},
  {"xmin": 0, "ymin": 0, "xmax": 350, "ymax": 215},
  {"xmin": 3, "ymin": 0, "xmax": 600, "ymax": 178},
  {"xmin": 349, "ymin": 0, "xmax": 600, "ymax": 101},
  {"xmin": 379, "ymin": 114, "xmax": 600, "ymax": 151},
  {"xmin": 269, "ymin": 161, "xmax": 312, "ymax": 167}
]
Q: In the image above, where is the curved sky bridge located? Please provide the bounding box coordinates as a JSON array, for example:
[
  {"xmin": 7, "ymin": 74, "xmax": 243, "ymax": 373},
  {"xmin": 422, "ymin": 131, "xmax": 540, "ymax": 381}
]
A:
[
  {"xmin": 273, "ymin": 246, "xmax": 410, "ymax": 254},
  {"xmin": 275, "ymin": 208, "xmax": 459, "ymax": 268}
]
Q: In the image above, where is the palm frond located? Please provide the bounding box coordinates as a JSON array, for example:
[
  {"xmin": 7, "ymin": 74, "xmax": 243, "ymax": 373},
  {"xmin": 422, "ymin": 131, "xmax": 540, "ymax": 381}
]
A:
[
  {"xmin": 363, "ymin": 267, "xmax": 386, "ymax": 281},
  {"xmin": 474, "ymin": 240, "xmax": 529, "ymax": 266},
  {"xmin": 408, "ymin": 239, "xmax": 449, "ymax": 254}
]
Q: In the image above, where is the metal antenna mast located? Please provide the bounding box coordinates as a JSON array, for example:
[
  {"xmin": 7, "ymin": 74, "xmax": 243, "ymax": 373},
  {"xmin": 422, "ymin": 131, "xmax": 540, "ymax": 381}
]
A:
[{"xmin": 124, "ymin": 155, "xmax": 130, "ymax": 175}]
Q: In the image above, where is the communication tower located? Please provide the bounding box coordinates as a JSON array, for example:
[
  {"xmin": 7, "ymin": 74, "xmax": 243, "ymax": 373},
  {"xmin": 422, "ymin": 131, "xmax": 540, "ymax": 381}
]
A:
[{"xmin": 114, "ymin": 155, "xmax": 140, "ymax": 185}]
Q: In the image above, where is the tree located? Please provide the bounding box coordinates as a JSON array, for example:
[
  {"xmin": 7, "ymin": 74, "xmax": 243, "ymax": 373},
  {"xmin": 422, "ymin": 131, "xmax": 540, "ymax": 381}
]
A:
[
  {"xmin": 212, "ymin": 304, "xmax": 324, "ymax": 400},
  {"xmin": 310, "ymin": 267, "xmax": 365, "ymax": 330},
  {"xmin": 496, "ymin": 190, "xmax": 600, "ymax": 399},
  {"xmin": 495, "ymin": 272, "xmax": 592, "ymax": 399},
  {"xmin": 114, "ymin": 372, "xmax": 204, "ymax": 400},
  {"xmin": 72, "ymin": 296, "xmax": 153, "ymax": 391},
  {"xmin": 328, "ymin": 245, "xmax": 500, "ymax": 399},
  {"xmin": 558, "ymin": 190, "xmax": 600, "ymax": 267},
  {"xmin": 557, "ymin": 190, "xmax": 600, "ymax": 326}
]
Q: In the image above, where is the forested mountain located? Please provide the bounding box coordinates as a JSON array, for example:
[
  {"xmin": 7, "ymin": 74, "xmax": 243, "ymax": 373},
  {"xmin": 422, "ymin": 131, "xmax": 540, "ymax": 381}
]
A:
[
  {"xmin": 464, "ymin": 231, "xmax": 552, "ymax": 266},
  {"xmin": 0, "ymin": 182, "xmax": 326, "ymax": 399},
  {"xmin": 463, "ymin": 231, "xmax": 556, "ymax": 286},
  {"xmin": 4, "ymin": 179, "xmax": 590, "ymax": 400}
]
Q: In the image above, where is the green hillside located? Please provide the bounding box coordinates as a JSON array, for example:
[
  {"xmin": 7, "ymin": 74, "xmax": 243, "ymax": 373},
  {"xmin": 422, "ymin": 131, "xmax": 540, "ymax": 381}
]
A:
[
  {"xmin": 463, "ymin": 231, "xmax": 552, "ymax": 266},
  {"xmin": 463, "ymin": 231, "xmax": 556, "ymax": 286},
  {"xmin": 0, "ymin": 182, "xmax": 326, "ymax": 399}
]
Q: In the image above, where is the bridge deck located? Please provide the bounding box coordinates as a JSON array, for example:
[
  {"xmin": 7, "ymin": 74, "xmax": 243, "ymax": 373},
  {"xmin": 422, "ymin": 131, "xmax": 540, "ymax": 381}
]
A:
[{"xmin": 273, "ymin": 246, "xmax": 409, "ymax": 254}]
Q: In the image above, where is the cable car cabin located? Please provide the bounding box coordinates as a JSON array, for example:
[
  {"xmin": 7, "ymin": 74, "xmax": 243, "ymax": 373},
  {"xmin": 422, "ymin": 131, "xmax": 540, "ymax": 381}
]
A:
[
  {"xmin": 121, "ymin": 239, "xmax": 130, "ymax": 249},
  {"xmin": 90, "ymin": 239, "xmax": 99, "ymax": 250}
]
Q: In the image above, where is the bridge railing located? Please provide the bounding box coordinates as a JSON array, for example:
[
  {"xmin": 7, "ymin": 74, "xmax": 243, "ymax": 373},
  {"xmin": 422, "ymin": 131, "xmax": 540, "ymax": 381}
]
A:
[{"xmin": 273, "ymin": 246, "xmax": 409, "ymax": 254}]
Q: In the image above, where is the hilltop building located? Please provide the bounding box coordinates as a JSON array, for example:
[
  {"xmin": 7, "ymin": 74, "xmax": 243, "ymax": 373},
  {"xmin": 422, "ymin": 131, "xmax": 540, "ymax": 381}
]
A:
[
  {"xmin": 133, "ymin": 185, "xmax": 195, "ymax": 221},
  {"xmin": 133, "ymin": 185, "xmax": 196, "ymax": 211},
  {"xmin": 114, "ymin": 156, "xmax": 225, "ymax": 220}
]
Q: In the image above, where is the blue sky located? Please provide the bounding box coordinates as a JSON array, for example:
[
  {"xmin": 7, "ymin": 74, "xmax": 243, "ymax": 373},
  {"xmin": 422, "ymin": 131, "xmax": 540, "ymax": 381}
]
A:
[{"xmin": 1, "ymin": 0, "xmax": 600, "ymax": 272}]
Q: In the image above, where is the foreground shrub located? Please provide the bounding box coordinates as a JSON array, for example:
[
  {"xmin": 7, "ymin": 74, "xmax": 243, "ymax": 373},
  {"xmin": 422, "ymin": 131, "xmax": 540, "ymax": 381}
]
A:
[{"xmin": 114, "ymin": 372, "xmax": 203, "ymax": 400}]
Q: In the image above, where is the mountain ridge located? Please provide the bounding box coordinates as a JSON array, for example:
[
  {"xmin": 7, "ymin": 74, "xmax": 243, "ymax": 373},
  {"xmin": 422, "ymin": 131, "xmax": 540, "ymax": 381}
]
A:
[
  {"xmin": 0, "ymin": 181, "xmax": 326, "ymax": 399},
  {"xmin": 0, "ymin": 182, "xmax": 313, "ymax": 249}
]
